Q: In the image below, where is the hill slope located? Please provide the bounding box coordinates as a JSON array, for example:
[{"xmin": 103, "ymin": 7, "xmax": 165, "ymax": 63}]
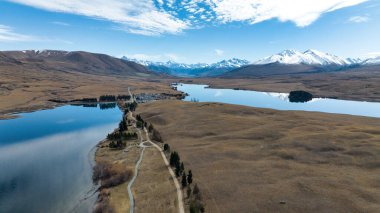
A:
[{"xmin": 2, "ymin": 50, "xmax": 157, "ymax": 77}]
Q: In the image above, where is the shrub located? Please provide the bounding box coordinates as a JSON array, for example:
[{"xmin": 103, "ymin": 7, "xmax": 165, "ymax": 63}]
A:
[
  {"xmin": 163, "ymin": 144, "xmax": 170, "ymax": 152},
  {"xmin": 187, "ymin": 170, "xmax": 193, "ymax": 185},
  {"xmin": 182, "ymin": 172, "xmax": 188, "ymax": 188},
  {"xmin": 93, "ymin": 161, "xmax": 133, "ymax": 189}
]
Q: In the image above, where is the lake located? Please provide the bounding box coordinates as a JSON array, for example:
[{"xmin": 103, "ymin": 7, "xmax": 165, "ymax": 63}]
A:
[
  {"xmin": 176, "ymin": 84, "xmax": 380, "ymax": 118},
  {"xmin": 0, "ymin": 104, "xmax": 121, "ymax": 213}
]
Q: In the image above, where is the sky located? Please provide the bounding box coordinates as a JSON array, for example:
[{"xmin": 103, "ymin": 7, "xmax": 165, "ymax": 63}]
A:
[{"xmin": 0, "ymin": 0, "xmax": 379, "ymax": 63}]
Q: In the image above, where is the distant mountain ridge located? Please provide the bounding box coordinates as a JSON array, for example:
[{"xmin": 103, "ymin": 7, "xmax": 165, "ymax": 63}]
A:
[
  {"xmin": 123, "ymin": 49, "xmax": 379, "ymax": 77},
  {"xmin": 254, "ymin": 49, "xmax": 360, "ymax": 66},
  {"xmin": 122, "ymin": 57, "xmax": 250, "ymax": 77}
]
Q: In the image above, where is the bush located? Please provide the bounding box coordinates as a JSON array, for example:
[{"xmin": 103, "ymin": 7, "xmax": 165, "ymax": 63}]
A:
[
  {"xmin": 102, "ymin": 171, "xmax": 132, "ymax": 188},
  {"xmin": 148, "ymin": 124, "xmax": 154, "ymax": 132},
  {"xmin": 182, "ymin": 172, "xmax": 188, "ymax": 188},
  {"xmin": 93, "ymin": 161, "xmax": 133, "ymax": 189},
  {"xmin": 136, "ymin": 121, "xmax": 143, "ymax": 129},
  {"xmin": 163, "ymin": 144, "xmax": 170, "ymax": 152},
  {"xmin": 109, "ymin": 140, "xmax": 126, "ymax": 149}
]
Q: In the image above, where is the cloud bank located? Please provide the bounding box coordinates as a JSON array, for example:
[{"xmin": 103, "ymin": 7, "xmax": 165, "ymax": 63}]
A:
[
  {"xmin": 9, "ymin": 0, "xmax": 368, "ymax": 35},
  {"xmin": 0, "ymin": 25, "xmax": 34, "ymax": 41}
]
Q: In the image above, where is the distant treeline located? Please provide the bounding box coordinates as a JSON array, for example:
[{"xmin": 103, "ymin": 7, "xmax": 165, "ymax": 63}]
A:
[
  {"xmin": 49, "ymin": 94, "xmax": 131, "ymax": 104},
  {"xmin": 99, "ymin": 95, "xmax": 131, "ymax": 102}
]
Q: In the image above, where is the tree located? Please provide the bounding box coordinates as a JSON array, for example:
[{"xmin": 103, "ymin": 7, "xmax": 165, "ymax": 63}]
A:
[
  {"xmin": 119, "ymin": 119, "xmax": 127, "ymax": 132},
  {"xmin": 181, "ymin": 172, "xmax": 187, "ymax": 188},
  {"xmin": 163, "ymin": 144, "xmax": 170, "ymax": 152},
  {"xmin": 187, "ymin": 170, "xmax": 193, "ymax": 185},
  {"xmin": 175, "ymin": 162, "xmax": 181, "ymax": 177},
  {"xmin": 180, "ymin": 162, "xmax": 185, "ymax": 174},
  {"xmin": 170, "ymin": 152, "xmax": 180, "ymax": 167},
  {"xmin": 136, "ymin": 121, "xmax": 143, "ymax": 129},
  {"xmin": 148, "ymin": 124, "xmax": 154, "ymax": 132}
]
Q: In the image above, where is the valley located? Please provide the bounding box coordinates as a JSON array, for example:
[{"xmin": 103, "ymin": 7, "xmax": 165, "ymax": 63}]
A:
[{"xmin": 1, "ymin": 50, "xmax": 380, "ymax": 213}]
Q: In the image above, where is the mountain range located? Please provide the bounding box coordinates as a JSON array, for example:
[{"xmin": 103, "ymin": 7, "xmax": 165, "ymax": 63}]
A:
[
  {"xmin": 123, "ymin": 49, "xmax": 380, "ymax": 77},
  {"xmin": 122, "ymin": 57, "xmax": 249, "ymax": 77}
]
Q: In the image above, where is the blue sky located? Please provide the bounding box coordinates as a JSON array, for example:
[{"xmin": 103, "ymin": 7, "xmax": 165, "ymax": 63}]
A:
[{"xmin": 0, "ymin": 0, "xmax": 379, "ymax": 63}]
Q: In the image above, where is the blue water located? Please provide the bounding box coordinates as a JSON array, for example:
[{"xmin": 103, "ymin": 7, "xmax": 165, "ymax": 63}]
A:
[
  {"xmin": 177, "ymin": 84, "xmax": 380, "ymax": 118},
  {"xmin": 0, "ymin": 105, "xmax": 121, "ymax": 213}
]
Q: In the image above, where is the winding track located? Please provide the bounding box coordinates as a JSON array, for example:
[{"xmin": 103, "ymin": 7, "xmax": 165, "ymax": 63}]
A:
[
  {"xmin": 125, "ymin": 87, "xmax": 185, "ymax": 213},
  {"xmin": 143, "ymin": 128, "xmax": 185, "ymax": 213},
  {"xmin": 127, "ymin": 128, "xmax": 145, "ymax": 213}
]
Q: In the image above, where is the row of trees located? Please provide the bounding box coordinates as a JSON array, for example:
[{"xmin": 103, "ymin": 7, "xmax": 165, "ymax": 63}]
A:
[
  {"xmin": 169, "ymin": 150, "xmax": 204, "ymax": 212},
  {"xmin": 125, "ymin": 101, "xmax": 138, "ymax": 112},
  {"xmin": 99, "ymin": 95, "xmax": 116, "ymax": 102},
  {"xmin": 170, "ymin": 151, "xmax": 193, "ymax": 186},
  {"xmin": 99, "ymin": 94, "xmax": 132, "ymax": 102}
]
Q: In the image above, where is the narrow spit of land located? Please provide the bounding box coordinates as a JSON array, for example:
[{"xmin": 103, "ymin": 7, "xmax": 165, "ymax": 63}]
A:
[
  {"xmin": 126, "ymin": 87, "xmax": 184, "ymax": 213},
  {"xmin": 94, "ymin": 88, "xmax": 184, "ymax": 213}
]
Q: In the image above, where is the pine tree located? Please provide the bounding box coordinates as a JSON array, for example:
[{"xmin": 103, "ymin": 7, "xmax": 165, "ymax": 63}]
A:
[
  {"xmin": 163, "ymin": 144, "xmax": 170, "ymax": 152},
  {"xmin": 180, "ymin": 162, "xmax": 185, "ymax": 174},
  {"xmin": 187, "ymin": 170, "xmax": 193, "ymax": 185},
  {"xmin": 175, "ymin": 163, "xmax": 181, "ymax": 177},
  {"xmin": 181, "ymin": 172, "xmax": 187, "ymax": 188}
]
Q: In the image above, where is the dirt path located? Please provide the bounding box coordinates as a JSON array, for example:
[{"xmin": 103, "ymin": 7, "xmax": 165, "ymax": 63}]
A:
[
  {"xmin": 127, "ymin": 87, "xmax": 184, "ymax": 213},
  {"xmin": 143, "ymin": 128, "xmax": 185, "ymax": 213},
  {"xmin": 127, "ymin": 129, "xmax": 145, "ymax": 213}
]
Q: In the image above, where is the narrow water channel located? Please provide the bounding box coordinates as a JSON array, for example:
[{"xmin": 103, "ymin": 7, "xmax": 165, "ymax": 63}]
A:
[{"xmin": 176, "ymin": 84, "xmax": 380, "ymax": 118}]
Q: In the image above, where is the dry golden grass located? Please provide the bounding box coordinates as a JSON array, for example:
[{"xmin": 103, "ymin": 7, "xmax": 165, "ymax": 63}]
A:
[
  {"xmin": 138, "ymin": 100, "xmax": 380, "ymax": 213},
  {"xmin": 0, "ymin": 66, "xmax": 177, "ymax": 117},
  {"xmin": 95, "ymin": 139, "xmax": 141, "ymax": 213},
  {"xmin": 133, "ymin": 147, "xmax": 178, "ymax": 213}
]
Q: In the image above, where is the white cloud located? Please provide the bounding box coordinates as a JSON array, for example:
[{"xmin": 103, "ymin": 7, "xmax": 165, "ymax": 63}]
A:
[
  {"xmin": 8, "ymin": 0, "xmax": 368, "ymax": 35},
  {"xmin": 215, "ymin": 49, "xmax": 224, "ymax": 56},
  {"xmin": 209, "ymin": 0, "xmax": 369, "ymax": 27},
  {"xmin": 348, "ymin": 15, "xmax": 370, "ymax": 23},
  {"xmin": 51, "ymin": 21, "xmax": 70, "ymax": 26},
  {"xmin": 366, "ymin": 52, "xmax": 380, "ymax": 58},
  {"xmin": 8, "ymin": 0, "xmax": 189, "ymax": 35},
  {"xmin": 0, "ymin": 25, "xmax": 34, "ymax": 42}
]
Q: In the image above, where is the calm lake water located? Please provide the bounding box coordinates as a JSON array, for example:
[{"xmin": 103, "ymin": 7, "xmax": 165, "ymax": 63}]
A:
[
  {"xmin": 0, "ymin": 105, "xmax": 121, "ymax": 213},
  {"xmin": 176, "ymin": 84, "xmax": 380, "ymax": 118}
]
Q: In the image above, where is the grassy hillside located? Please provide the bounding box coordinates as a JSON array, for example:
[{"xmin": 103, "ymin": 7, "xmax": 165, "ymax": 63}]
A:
[{"xmin": 138, "ymin": 100, "xmax": 380, "ymax": 213}]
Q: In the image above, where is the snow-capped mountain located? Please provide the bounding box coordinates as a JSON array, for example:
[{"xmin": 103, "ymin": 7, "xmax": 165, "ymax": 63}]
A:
[
  {"xmin": 254, "ymin": 49, "xmax": 357, "ymax": 66},
  {"xmin": 122, "ymin": 57, "xmax": 250, "ymax": 77},
  {"xmin": 122, "ymin": 57, "xmax": 249, "ymax": 69},
  {"xmin": 361, "ymin": 56, "xmax": 380, "ymax": 65}
]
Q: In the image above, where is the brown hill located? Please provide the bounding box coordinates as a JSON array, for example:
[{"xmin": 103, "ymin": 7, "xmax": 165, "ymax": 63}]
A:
[{"xmin": 1, "ymin": 50, "xmax": 156, "ymax": 77}]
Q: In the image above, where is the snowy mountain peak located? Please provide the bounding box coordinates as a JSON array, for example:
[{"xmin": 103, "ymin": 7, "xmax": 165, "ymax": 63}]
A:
[
  {"xmin": 122, "ymin": 57, "xmax": 250, "ymax": 69},
  {"xmin": 362, "ymin": 56, "xmax": 380, "ymax": 65},
  {"xmin": 254, "ymin": 49, "xmax": 353, "ymax": 66}
]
